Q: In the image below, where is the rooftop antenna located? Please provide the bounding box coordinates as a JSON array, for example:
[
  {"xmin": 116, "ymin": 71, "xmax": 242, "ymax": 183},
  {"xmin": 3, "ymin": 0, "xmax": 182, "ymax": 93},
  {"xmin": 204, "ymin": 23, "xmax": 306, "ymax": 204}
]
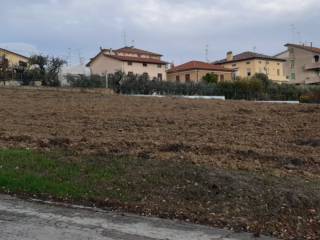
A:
[
  {"xmin": 123, "ymin": 30, "xmax": 127, "ymax": 47},
  {"xmin": 131, "ymin": 40, "xmax": 135, "ymax": 47},
  {"xmin": 67, "ymin": 48, "xmax": 72, "ymax": 67},
  {"xmin": 290, "ymin": 24, "xmax": 296, "ymax": 43},
  {"xmin": 297, "ymin": 31, "xmax": 302, "ymax": 44},
  {"xmin": 78, "ymin": 49, "xmax": 84, "ymax": 66},
  {"xmin": 205, "ymin": 44, "xmax": 209, "ymax": 63}
]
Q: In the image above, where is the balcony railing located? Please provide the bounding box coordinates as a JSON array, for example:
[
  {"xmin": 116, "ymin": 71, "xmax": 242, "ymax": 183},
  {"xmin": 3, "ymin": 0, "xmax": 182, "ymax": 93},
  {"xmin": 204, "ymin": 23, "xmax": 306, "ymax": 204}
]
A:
[{"xmin": 305, "ymin": 62, "xmax": 320, "ymax": 70}]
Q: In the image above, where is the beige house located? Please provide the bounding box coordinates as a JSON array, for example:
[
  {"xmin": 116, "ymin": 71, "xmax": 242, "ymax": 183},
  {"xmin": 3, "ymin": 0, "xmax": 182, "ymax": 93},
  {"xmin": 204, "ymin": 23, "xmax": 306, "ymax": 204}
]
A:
[
  {"xmin": 214, "ymin": 51, "xmax": 287, "ymax": 83},
  {"xmin": 167, "ymin": 61, "xmax": 234, "ymax": 83},
  {"xmin": 275, "ymin": 43, "xmax": 320, "ymax": 85},
  {"xmin": 86, "ymin": 46, "xmax": 168, "ymax": 80},
  {"xmin": 0, "ymin": 48, "xmax": 29, "ymax": 68}
]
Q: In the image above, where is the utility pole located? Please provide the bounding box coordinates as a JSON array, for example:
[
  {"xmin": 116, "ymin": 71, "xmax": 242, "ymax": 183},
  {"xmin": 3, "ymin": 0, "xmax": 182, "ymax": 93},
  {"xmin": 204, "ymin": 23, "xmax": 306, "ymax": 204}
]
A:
[{"xmin": 105, "ymin": 72, "xmax": 108, "ymax": 89}]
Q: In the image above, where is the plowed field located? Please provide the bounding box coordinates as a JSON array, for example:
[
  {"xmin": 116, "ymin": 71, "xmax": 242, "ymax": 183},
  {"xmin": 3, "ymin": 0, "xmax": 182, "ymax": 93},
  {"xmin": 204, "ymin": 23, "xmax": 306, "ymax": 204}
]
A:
[{"xmin": 0, "ymin": 88, "xmax": 320, "ymax": 239}]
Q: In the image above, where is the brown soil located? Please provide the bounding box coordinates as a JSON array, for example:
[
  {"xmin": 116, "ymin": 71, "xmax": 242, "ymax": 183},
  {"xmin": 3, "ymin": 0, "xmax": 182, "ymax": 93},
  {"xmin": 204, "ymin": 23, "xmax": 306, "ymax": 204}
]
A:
[
  {"xmin": 1, "ymin": 88, "xmax": 319, "ymax": 177},
  {"xmin": 0, "ymin": 88, "xmax": 320, "ymax": 239}
]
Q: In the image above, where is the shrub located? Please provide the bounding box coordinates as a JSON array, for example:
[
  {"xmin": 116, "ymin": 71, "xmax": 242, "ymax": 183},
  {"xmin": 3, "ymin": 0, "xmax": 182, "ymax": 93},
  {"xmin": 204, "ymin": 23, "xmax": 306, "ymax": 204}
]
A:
[
  {"xmin": 66, "ymin": 74, "xmax": 106, "ymax": 88},
  {"xmin": 202, "ymin": 73, "xmax": 218, "ymax": 84},
  {"xmin": 65, "ymin": 71, "xmax": 320, "ymax": 103},
  {"xmin": 300, "ymin": 87, "xmax": 320, "ymax": 103}
]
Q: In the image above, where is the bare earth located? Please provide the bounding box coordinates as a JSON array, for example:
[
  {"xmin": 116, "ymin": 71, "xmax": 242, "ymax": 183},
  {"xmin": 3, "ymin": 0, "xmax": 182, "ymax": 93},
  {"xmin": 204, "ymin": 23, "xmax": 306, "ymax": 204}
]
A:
[
  {"xmin": 0, "ymin": 88, "xmax": 320, "ymax": 239},
  {"xmin": 0, "ymin": 88, "xmax": 319, "ymax": 176}
]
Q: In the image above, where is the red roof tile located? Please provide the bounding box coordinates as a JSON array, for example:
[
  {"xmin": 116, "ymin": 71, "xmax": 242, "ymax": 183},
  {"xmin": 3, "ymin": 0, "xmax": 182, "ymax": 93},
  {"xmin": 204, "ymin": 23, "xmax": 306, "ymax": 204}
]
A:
[
  {"xmin": 105, "ymin": 54, "xmax": 167, "ymax": 64},
  {"xmin": 86, "ymin": 51, "xmax": 167, "ymax": 66},
  {"xmin": 113, "ymin": 47, "xmax": 162, "ymax": 56},
  {"xmin": 167, "ymin": 61, "xmax": 233, "ymax": 73}
]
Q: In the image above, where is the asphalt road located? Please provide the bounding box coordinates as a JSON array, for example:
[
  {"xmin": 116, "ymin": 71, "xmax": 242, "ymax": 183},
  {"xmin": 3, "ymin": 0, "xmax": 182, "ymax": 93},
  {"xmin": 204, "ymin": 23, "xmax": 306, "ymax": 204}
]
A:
[{"xmin": 0, "ymin": 194, "xmax": 276, "ymax": 240}]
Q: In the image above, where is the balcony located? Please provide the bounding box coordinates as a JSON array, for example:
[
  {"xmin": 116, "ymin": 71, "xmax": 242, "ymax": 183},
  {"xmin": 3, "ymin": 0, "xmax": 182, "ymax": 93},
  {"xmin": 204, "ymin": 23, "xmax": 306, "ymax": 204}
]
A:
[{"xmin": 305, "ymin": 62, "xmax": 320, "ymax": 70}]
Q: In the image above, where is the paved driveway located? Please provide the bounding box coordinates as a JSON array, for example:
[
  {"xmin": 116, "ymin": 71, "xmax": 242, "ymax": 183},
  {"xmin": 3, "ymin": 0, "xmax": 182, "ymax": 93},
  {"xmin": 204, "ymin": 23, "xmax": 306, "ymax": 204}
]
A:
[{"xmin": 0, "ymin": 194, "xmax": 276, "ymax": 240}]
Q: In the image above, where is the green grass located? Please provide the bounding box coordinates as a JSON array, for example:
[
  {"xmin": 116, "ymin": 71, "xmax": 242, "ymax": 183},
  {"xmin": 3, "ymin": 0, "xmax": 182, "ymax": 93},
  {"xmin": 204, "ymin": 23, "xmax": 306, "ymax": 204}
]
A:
[
  {"xmin": 0, "ymin": 148, "xmax": 319, "ymax": 239},
  {"xmin": 0, "ymin": 149, "xmax": 120, "ymax": 200}
]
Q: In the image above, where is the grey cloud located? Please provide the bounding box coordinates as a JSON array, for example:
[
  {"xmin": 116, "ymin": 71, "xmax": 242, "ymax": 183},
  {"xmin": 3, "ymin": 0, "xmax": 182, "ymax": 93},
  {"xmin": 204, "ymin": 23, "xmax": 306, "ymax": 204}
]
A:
[{"xmin": 1, "ymin": 0, "xmax": 319, "ymax": 64}]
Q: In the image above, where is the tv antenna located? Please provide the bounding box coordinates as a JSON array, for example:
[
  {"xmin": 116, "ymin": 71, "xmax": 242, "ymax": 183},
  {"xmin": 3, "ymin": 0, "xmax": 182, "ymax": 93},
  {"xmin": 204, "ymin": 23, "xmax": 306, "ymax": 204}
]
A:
[
  {"xmin": 290, "ymin": 24, "xmax": 296, "ymax": 43},
  {"xmin": 123, "ymin": 31, "xmax": 127, "ymax": 47},
  {"xmin": 67, "ymin": 48, "xmax": 72, "ymax": 67},
  {"xmin": 297, "ymin": 31, "xmax": 302, "ymax": 44},
  {"xmin": 78, "ymin": 49, "xmax": 84, "ymax": 66},
  {"xmin": 205, "ymin": 44, "xmax": 209, "ymax": 62}
]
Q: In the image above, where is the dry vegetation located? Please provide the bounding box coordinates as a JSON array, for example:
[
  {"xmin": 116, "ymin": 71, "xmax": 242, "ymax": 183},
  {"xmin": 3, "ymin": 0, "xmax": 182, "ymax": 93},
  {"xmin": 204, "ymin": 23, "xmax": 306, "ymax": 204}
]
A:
[{"xmin": 0, "ymin": 88, "xmax": 320, "ymax": 239}]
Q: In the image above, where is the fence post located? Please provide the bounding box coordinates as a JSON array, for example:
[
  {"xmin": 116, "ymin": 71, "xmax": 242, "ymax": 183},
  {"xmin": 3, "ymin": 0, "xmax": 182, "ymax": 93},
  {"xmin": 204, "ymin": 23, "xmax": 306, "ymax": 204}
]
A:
[{"xmin": 105, "ymin": 74, "xmax": 108, "ymax": 89}]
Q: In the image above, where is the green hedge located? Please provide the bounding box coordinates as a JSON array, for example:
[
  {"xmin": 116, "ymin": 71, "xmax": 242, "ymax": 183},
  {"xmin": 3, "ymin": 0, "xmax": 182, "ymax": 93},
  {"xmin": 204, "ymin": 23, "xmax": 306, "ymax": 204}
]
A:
[{"xmin": 67, "ymin": 71, "xmax": 320, "ymax": 102}]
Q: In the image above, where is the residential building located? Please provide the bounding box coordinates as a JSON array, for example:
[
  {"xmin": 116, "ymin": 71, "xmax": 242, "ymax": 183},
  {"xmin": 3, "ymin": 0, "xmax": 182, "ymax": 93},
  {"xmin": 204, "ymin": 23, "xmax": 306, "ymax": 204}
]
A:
[
  {"xmin": 86, "ymin": 46, "xmax": 168, "ymax": 80},
  {"xmin": 275, "ymin": 43, "xmax": 320, "ymax": 84},
  {"xmin": 166, "ymin": 61, "xmax": 234, "ymax": 83},
  {"xmin": 214, "ymin": 51, "xmax": 287, "ymax": 83},
  {"xmin": 0, "ymin": 48, "xmax": 29, "ymax": 68}
]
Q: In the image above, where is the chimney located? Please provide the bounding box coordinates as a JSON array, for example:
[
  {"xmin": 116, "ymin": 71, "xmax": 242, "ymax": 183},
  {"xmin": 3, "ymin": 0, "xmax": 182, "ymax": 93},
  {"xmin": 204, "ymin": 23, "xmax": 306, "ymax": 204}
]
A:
[
  {"xmin": 227, "ymin": 51, "xmax": 233, "ymax": 61},
  {"xmin": 311, "ymin": 42, "xmax": 313, "ymax": 48}
]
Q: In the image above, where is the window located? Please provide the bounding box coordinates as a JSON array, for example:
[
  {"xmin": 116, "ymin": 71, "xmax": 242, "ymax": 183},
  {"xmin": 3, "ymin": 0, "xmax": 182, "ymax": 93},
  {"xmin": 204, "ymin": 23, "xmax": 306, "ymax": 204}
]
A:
[
  {"xmin": 266, "ymin": 61, "xmax": 270, "ymax": 64},
  {"xmin": 314, "ymin": 55, "xmax": 319, "ymax": 63},
  {"xmin": 0, "ymin": 57, "xmax": 8, "ymax": 66},
  {"xmin": 157, "ymin": 64, "xmax": 162, "ymax": 68},
  {"xmin": 232, "ymin": 64, "xmax": 237, "ymax": 67},
  {"xmin": 176, "ymin": 75, "xmax": 180, "ymax": 82},
  {"xmin": 277, "ymin": 69, "xmax": 280, "ymax": 76},
  {"xmin": 128, "ymin": 61, "xmax": 132, "ymax": 66},
  {"xmin": 185, "ymin": 74, "xmax": 191, "ymax": 82},
  {"xmin": 19, "ymin": 61, "xmax": 27, "ymax": 67},
  {"xmin": 259, "ymin": 61, "xmax": 262, "ymax": 64},
  {"xmin": 220, "ymin": 74, "xmax": 224, "ymax": 81},
  {"xmin": 157, "ymin": 73, "xmax": 163, "ymax": 81},
  {"xmin": 143, "ymin": 72, "xmax": 148, "ymax": 77},
  {"xmin": 246, "ymin": 61, "xmax": 251, "ymax": 65},
  {"xmin": 277, "ymin": 62, "xmax": 280, "ymax": 65},
  {"xmin": 291, "ymin": 72, "xmax": 296, "ymax": 80},
  {"xmin": 247, "ymin": 69, "xmax": 251, "ymax": 77},
  {"xmin": 128, "ymin": 71, "xmax": 133, "ymax": 76},
  {"xmin": 143, "ymin": 63, "xmax": 148, "ymax": 67},
  {"xmin": 290, "ymin": 60, "xmax": 295, "ymax": 69}
]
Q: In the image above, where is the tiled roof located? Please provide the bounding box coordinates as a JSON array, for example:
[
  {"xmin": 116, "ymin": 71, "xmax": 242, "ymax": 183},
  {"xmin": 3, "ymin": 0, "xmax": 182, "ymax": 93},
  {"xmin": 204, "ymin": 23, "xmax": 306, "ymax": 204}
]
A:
[
  {"xmin": 105, "ymin": 54, "xmax": 167, "ymax": 64},
  {"xmin": 0, "ymin": 48, "xmax": 29, "ymax": 60},
  {"xmin": 86, "ymin": 52, "xmax": 167, "ymax": 66},
  {"xmin": 167, "ymin": 61, "xmax": 233, "ymax": 73},
  {"xmin": 285, "ymin": 43, "xmax": 320, "ymax": 54},
  {"xmin": 214, "ymin": 51, "xmax": 285, "ymax": 64},
  {"xmin": 113, "ymin": 47, "xmax": 162, "ymax": 56}
]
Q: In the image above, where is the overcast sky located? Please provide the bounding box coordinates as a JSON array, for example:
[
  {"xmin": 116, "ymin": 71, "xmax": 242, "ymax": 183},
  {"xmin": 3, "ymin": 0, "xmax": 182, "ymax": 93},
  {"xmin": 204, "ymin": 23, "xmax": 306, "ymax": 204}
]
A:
[{"xmin": 1, "ymin": 0, "xmax": 319, "ymax": 65}]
